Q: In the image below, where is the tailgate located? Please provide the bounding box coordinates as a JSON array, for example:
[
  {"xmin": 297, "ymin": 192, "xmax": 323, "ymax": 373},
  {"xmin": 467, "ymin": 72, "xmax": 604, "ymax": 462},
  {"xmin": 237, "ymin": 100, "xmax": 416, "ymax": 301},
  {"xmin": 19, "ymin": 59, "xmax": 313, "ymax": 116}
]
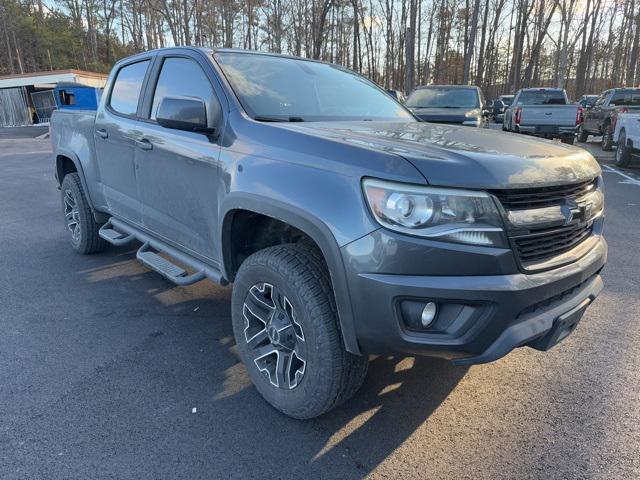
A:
[{"xmin": 520, "ymin": 105, "xmax": 578, "ymax": 127}]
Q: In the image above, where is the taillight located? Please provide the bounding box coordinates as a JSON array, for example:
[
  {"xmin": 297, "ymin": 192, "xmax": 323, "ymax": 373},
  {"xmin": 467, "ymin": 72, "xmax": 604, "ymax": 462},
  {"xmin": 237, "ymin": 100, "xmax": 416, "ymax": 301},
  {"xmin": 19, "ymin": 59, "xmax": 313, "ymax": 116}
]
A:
[
  {"xmin": 576, "ymin": 107, "xmax": 584, "ymax": 125},
  {"xmin": 514, "ymin": 107, "xmax": 522, "ymax": 125},
  {"xmin": 619, "ymin": 107, "xmax": 629, "ymax": 114}
]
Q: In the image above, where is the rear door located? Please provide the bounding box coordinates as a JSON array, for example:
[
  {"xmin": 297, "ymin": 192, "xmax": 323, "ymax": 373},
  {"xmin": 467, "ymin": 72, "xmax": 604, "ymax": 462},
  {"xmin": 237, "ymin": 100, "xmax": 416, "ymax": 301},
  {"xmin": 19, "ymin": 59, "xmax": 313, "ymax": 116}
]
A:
[
  {"xmin": 134, "ymin": 52, "xmax": 225, "ymax": 262},
  {"xmin": 94, "ymin": 58, "xmax": 152, "ymax": 225}
]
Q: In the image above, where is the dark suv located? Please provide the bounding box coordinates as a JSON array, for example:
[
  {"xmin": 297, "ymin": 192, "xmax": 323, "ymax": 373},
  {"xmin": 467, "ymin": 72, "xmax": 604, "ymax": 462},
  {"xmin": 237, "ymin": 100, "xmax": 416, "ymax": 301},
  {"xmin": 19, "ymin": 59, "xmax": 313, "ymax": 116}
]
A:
[
  {"xmin": 578, "ymin": 88, "xmax": 640, "ymax": 150},
  {"xmin": 50, "ymin": 48, "xmax": 606, "ymax": 419}
]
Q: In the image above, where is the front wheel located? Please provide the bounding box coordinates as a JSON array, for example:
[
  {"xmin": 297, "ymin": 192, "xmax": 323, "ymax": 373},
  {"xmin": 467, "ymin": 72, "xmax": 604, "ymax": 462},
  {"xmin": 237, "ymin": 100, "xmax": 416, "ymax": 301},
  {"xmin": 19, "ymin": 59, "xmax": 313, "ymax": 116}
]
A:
[
  {"xmin": 616, "ymin": 131, "xmax": 632, "ymax": 167},
  {"xmin": 602, "ymin": 124, "xmax": 614, "ymax": 151},
  {"xmin": 231, "ymin": 244, "xmax": 368, "ymax": 419}
]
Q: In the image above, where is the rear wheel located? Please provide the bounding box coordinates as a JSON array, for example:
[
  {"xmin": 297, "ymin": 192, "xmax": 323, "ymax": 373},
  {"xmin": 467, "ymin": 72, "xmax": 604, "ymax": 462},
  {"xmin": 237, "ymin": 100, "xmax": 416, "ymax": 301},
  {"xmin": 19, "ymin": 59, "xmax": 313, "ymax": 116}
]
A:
[
  {"xmin": 615, "ymin": 131, "xmax": 632, "ymax": 167},
  {"xmin": 60, "ymin": 173, "xmax": 107, "ymax": 254},
  {"xmin": 602, "ymin": 124, "xmax": 614, "ymax": 151},
  {"xmin": 231, "ymin": 244, "xmax": 368, "ymax": 419},
  {"xmin": 577, "ymin": 125, "xmax": 589, "ymax": 143}
]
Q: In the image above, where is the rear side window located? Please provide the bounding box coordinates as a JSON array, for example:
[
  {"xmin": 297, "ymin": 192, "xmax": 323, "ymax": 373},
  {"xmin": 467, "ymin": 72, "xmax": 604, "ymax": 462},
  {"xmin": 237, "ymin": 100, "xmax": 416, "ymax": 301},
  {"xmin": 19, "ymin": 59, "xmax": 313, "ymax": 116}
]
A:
[
  {"xmin": 109, "ymin": 60, "xmax": 150, "ymax": 115},
  {"xmin": 516, "ymin": 90, "xmax": 567, "ymax": 105},
  {"xmin": 610, "ymin": 90, "xmax": 640, "ymax": 106},
  {"xmin": 151, "ymin": 57, "xmax": 215, "ymax": 120}
]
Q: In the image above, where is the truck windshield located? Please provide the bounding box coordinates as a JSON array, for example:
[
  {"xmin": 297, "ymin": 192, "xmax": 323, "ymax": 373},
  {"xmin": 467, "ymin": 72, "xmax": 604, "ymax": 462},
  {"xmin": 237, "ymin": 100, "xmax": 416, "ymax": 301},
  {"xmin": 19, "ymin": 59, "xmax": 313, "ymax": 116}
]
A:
[
  {"xmin": 516, "ymin": 90, "xmax": 567, "ymax": 105},
  {"xmin": 214, "ymin": 52, "xmax": 413, "ymax": 122},
  {"xmin": 406, "ymin": 87, "xmax": 480, "ymax": 108},
  {"xmin": 611, "ymin": 90, "xmax": 640, "ymax": 106}
]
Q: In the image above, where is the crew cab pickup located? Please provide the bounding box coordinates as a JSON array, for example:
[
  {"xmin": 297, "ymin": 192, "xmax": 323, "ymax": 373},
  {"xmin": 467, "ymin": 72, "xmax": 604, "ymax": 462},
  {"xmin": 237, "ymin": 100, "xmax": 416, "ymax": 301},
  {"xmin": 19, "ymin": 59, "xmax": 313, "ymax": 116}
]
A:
[
  {"xmin": 613, "ymin": 112, "xmax": 640, "ymax": 166},
  {"xmin": 51, "ymin": 48, "xmax": 607, "ymax": 419},
  {"xmin": 503, "ymin": 88, "xmax": 580, "ymax": 144},
  {"xmin": 578, "ymin": 88, "xmax": 640, "ymax": 151}
]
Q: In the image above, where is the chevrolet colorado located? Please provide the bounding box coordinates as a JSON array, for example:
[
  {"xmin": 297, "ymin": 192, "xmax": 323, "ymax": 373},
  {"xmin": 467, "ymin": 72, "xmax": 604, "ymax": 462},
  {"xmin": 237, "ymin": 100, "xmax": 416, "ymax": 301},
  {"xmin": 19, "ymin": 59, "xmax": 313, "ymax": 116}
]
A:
[{"xmin": 51, "ymin": 47, "xmax": 607, "ymax": 419}]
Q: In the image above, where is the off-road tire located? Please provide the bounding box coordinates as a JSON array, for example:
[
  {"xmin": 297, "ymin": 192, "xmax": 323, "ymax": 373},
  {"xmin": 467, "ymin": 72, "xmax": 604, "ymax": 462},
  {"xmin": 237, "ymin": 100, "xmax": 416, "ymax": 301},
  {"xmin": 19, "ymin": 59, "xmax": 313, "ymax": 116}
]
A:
[
  {"xmin": 577, "ymin": 125, "xmax": 589, "ymax": 143},
  {"xmin": 231, "ymin": 244, "xmax": 368, "ymax": 419},
  {"xmin": 602, "ymin": 124, "xmax": 614, "ymax": 151},
  {"xmin": 615, "ymin": 131, "xmax": 632, "ymax": 167},
  {"xmin": 60, "ymin": 173, "xmax": 107, "ymax": 254}
]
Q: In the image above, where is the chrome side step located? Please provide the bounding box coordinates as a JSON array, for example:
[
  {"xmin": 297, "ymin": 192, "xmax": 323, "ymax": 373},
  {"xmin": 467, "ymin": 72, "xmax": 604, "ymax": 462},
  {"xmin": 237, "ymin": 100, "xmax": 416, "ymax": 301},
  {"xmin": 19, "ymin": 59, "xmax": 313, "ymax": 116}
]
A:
[{"xmin": 98, "ymin": 217, "xmax": 227, "ymax": 286}]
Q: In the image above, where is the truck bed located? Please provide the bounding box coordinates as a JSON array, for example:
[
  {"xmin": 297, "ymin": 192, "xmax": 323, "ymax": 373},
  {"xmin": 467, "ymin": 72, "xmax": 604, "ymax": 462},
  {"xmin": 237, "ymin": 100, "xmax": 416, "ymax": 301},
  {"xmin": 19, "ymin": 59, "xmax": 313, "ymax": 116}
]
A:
[{"xmin": 519, "ymin": 105, "xmax": 579, "ymax": 127}]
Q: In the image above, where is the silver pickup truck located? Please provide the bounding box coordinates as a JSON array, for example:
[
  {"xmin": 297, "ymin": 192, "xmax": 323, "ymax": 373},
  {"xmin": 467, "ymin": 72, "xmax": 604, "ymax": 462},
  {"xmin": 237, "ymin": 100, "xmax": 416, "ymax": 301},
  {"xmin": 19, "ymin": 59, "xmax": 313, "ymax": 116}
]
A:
[
  {"xmin": 503, "ymin": 88, "xmax": 580, "ymax": 144},
  {"xmin": 50, "ymin": 48, "xmax": 606, "ymax": 419}
]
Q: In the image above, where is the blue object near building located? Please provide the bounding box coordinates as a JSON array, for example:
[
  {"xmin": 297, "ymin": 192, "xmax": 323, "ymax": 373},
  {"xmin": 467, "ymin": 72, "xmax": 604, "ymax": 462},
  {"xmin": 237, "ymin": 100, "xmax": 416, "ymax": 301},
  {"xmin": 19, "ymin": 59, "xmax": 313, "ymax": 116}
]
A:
[{"xmin": 54, "ymin": 82, "xmax": 102, "ymax": 110}]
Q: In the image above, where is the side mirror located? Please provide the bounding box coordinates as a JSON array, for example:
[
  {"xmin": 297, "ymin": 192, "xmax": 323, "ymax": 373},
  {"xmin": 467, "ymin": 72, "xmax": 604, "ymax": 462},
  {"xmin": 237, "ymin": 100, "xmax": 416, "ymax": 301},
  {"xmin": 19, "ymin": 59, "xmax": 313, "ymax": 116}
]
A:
[{"xmin": 156, "ymin": 96, "xmax": 216, "ymax": 134}]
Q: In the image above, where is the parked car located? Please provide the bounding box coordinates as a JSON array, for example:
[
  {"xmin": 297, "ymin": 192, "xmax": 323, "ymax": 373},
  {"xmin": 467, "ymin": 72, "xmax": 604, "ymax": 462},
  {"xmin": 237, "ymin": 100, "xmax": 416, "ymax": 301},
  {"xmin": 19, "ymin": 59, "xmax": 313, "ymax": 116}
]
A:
[
  {"xmin": 386, "ymin": 89, "xmax": 406, "ymax": 103},
  {"xmin": 499, "ymin": 94, "xmax": 515, "ymax": 107},
  {"xmin": 50, "ymin": 47, "xmax": 606, "ymax": 419},
  {"xmin": 489, "ymin": 99, "xmax": 506, "ymax": 123},
  {"xmin": 577, "ymin": 95, "xmax": 598, "ymax": 108},
  {"xmin": 613, "ymin": 112, "xmax": 640, "ymax": 166},
  {"xmin": 578, "ymin": 88, "xmax": 640, "ymax": 150},
  {"xmin": 503, "ymin": 88, "xmax": 580, "ymax": 144},
  {"xmin": 405, "ymin": 85, "xmax": 489, "ymax": 127}
]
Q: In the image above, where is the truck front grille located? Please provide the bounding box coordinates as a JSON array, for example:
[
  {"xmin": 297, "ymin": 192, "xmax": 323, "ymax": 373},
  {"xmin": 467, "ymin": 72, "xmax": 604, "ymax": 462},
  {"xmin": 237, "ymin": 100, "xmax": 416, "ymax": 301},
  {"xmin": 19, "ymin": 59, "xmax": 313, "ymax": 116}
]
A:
[
  {"xmin": 492, "ymin": 179, "xmax": 597, "ymax": 209},
  {"xmin": 512, "ymin": 221, "xmax": 594, "ymax": 263},
  {"xmin": 490, "ymin": 178, "xmax": 600, "ymax": 269}
]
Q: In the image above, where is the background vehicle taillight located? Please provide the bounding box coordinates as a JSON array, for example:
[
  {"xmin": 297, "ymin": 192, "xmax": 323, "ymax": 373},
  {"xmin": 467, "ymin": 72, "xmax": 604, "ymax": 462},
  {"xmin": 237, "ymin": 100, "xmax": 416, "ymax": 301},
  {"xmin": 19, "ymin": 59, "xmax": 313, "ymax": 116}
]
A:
[
  {"xmin": 515, "ymin": 107, "xmax": 522, "ymax": 125},
  {"xmin": 619, "ymin": 107, "xmax": 629, "ymax": 114},
  {"xmin": 576, "ymin": 107, "xmax": 584, "ymax": 125}
]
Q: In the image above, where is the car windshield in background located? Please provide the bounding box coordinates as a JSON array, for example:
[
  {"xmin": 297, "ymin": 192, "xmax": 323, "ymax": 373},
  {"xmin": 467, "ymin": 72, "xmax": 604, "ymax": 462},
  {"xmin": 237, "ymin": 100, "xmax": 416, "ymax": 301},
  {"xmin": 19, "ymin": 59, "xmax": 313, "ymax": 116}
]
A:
[
  {"xmin": 406, "ymin": 88, "xmax": 480, "ymax": 108},
  {"xmin": 516, "ymin": 90, "xmax": 566, "ymax": 105},
  {"xmin": 500, "ymin": 96, "xmax": 514, "ymax": 106},
  {"xmin": 214, "ymin": 52, "xmax": 413, "ymax": 122},
  {"xmin": 611, "ymin": 90, "xmax": 640, "ymax": 106}
]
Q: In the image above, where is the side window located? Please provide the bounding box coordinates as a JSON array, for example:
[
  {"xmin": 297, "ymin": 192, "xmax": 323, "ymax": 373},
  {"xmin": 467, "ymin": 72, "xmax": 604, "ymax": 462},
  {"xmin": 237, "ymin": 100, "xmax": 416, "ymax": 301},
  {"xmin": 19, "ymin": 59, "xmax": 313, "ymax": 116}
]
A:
[
  {"xmin": 151, "ymin": 57, "xmax": 215, "ymax": 120},
  {"xmin": 594, "ymin": 93, "xmax": 607, "ymax": 106},
  {"xmin": 109, "ymin": 60, "xmax": 150, "ymax": 116}
]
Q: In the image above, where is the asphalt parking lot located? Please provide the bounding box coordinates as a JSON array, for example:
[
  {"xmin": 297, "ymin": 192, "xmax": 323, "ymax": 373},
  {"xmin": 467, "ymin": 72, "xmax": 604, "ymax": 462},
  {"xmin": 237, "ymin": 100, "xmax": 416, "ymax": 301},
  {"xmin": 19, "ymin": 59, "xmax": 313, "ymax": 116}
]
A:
[{"xmin": 1, "ymin": 126, "xmax": 639, "ymax": 480}]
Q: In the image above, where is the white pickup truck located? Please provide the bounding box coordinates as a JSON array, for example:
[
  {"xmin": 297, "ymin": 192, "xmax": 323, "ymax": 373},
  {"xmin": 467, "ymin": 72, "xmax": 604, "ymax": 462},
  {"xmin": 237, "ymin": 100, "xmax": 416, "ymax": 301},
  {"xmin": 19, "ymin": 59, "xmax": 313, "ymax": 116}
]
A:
[
  {"xmin": 614, "ymin": 112, "xmax": 640, "ymax": 167},
  {"xmin": 503, "ymin": 88, "xmax": 580, "ymax": 144}
]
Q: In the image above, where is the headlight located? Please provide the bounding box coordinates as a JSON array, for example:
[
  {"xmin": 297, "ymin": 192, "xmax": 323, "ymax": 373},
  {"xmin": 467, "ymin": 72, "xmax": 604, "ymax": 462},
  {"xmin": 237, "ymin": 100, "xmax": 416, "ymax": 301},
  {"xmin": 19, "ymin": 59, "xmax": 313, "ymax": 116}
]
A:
[
  {"xmin": 465, "ymin": 109, "xmax": 481, "ymax": 118},
  {"xmin": 362, "ymin": 178, "xmax": 506, "ymax": 246}
]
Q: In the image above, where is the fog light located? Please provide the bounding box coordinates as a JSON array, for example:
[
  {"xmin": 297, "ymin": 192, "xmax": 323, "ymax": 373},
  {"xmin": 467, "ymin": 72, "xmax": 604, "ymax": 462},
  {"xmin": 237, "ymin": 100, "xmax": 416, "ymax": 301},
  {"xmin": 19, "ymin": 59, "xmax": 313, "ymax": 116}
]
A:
[{"xmin": 421, "ymin": 302, "xmax": 438, "ymax": 327}]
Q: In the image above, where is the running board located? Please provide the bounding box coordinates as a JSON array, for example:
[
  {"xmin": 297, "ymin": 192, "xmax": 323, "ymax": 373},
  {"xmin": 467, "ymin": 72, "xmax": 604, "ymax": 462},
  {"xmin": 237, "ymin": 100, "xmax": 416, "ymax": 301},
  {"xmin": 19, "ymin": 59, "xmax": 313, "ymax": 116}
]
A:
[
  {"xmin": 136, "ymin": 242, "xmax": 206, "ymax": 286},
  {"xmin": 100, "ymin": 217, "xmax": 227, "ymax": 286},
  {"xmin": 99, "ymin": 219, "xmax": 135, "ymax": 246}
]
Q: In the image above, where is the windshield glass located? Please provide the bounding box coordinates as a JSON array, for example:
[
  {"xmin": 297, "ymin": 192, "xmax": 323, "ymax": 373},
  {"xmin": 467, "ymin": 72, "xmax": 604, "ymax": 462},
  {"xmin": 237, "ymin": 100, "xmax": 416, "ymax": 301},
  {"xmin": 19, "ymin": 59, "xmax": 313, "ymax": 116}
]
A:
[
  {"xmin": 611, "ymin": 90, "xmax": 640, "ymax": 106},
  {"xmin": 406, "ymin": 87, "xmax": 480, "ymax": 108},
  {"xmin": 499, "ymin": 95, "xmax": 514, "ymax": 106},
  {"xmin": 214, "ymin": 52, "xmax": 413, "ymax": 122},
  {"xmin": 516, "ymin": 90, "xmax": 566, "ymax": 105}
]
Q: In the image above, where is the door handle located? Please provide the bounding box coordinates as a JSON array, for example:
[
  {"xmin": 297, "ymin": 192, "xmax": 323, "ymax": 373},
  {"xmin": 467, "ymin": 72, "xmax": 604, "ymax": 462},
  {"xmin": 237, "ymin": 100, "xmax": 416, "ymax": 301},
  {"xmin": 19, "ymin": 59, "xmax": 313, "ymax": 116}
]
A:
[
  {"xmin": 135, "ymin": 138, "xmax": 153, "ymax": 151},
  {"xmin": 96, "ymin": 129, "xmax": 108, "ymax": 139}
]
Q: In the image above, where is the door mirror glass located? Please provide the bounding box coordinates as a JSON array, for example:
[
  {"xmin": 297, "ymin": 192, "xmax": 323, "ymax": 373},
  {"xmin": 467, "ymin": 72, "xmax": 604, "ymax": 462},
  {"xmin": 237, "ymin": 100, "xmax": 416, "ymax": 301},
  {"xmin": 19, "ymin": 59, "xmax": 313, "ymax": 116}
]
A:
[{"xmin": 156, "ymin": 97, "xmax": 213, "ymax": 133}]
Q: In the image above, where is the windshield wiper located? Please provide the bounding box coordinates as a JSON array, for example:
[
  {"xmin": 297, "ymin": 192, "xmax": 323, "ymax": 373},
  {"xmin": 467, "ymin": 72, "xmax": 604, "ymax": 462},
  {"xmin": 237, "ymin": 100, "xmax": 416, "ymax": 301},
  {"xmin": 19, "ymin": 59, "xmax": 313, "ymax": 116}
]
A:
[{"xmin": 254, "ymin": 116, "xmax": 305, "ymax": 122}]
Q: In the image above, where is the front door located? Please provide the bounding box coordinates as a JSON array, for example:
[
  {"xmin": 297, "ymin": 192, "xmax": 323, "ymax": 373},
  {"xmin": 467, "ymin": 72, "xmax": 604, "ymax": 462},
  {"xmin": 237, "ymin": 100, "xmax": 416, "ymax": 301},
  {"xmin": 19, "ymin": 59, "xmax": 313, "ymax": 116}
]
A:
[
  {"xmin": 134, "ymin": 55, "xmax": 222, "ymax": 262},
  {"xmin": 94, "ymin": 59, "xmax": 151, "ymax": 225}
]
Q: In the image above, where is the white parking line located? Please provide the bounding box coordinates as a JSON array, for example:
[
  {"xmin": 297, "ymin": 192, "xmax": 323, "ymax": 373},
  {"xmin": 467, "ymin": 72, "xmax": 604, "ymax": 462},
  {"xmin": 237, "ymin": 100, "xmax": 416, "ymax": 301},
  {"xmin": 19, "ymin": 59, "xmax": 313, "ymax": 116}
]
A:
[{"xmin": 601, "ymin": 164, "xmax": 640, "ymax": 187}]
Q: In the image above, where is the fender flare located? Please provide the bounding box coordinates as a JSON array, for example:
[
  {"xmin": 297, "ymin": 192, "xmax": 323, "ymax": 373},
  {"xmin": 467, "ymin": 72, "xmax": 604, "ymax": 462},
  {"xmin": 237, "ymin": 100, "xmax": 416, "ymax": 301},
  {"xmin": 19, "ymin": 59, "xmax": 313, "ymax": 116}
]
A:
[
  {"xmin": 219, "ymin": 193, "xmax": 362, "ymax": 355},
  {"xmin": 54, "ymin": 148, "xmax": 108, "ymax": 223}
]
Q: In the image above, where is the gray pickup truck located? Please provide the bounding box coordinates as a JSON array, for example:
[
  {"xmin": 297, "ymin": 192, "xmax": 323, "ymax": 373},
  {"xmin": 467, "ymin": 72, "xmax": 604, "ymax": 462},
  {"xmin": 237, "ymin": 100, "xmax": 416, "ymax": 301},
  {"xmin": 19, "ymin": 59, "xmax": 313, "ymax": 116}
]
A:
[
  {"xmin": 503, "ymin": 88, "xmax": 580, "ymax": 144},
  {"xmin": 51, "ymin": 47, "xmax": 607, "ymax": 419}
]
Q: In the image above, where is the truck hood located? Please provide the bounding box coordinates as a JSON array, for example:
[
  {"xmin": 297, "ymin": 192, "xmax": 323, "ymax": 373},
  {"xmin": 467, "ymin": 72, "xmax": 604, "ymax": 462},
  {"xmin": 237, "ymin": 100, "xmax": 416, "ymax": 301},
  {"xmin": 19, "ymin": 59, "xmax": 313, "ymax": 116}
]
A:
[{"xmin": 279, "ymin": 121, "xmax": 600, "ymax": 189}]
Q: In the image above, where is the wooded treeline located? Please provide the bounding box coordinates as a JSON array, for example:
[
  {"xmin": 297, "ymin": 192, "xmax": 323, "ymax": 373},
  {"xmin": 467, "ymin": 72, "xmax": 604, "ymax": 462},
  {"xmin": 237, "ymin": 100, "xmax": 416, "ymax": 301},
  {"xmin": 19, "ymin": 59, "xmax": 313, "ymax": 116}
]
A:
[{"xmin": 1, "ymin": 0, "xmax": 639, "ymax": 99}]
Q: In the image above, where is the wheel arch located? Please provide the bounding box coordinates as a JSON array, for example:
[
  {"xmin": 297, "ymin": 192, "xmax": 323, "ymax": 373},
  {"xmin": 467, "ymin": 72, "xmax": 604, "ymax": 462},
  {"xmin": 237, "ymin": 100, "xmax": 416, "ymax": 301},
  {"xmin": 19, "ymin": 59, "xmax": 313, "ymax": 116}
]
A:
[
  {"xmin": 219, "ymin": 195, "xmax": 362, "ymax": 355},
  {"xmin": 55, "ymin": 149, "xmax": 108, "ymax": 223}
]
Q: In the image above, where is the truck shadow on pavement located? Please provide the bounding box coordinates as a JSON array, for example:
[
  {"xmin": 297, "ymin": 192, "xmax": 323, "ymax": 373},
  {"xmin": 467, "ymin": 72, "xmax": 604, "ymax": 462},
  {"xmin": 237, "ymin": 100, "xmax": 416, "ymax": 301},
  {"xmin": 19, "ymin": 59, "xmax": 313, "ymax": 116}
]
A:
[{"xmin": 70, "ymin": 245, "xmax": 469, "ymax": 478}]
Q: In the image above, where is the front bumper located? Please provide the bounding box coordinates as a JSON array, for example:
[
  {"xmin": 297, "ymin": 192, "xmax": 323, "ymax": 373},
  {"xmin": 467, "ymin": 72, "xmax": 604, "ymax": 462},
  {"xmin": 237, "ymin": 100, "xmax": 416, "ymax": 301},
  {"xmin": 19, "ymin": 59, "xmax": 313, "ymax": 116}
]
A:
[{"xmin": 341, "ymin": 231, "xmax": 607, "ymax": 364}]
